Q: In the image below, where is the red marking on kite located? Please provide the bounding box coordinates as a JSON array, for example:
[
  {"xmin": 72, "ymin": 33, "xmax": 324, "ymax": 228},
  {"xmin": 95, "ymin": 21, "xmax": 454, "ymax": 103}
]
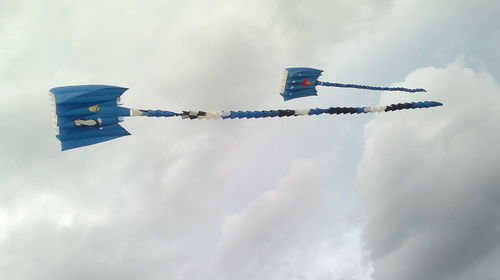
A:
[{"xmin": 301, "ymin": 78, "xmax": 313, "ymax": 87}]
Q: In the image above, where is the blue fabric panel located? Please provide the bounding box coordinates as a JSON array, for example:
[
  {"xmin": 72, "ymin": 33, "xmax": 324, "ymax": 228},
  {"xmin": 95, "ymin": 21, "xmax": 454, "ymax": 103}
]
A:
[
  {"xmin": 283, "ymin": 80, "xmax": 319, "ymax": 91},
  {"xmin": 58, "ymin": 123, "xmax": 129, "ymax": 140},
  {"xmin": 50, "ymin": 85, "xmax": 128, "ymax": 104},
  {"xmin": 51, "ymin": 85, "xmax": 131, "ymax": 120},
  {"xmin": 57, "ymin": 124, "xmax": 130, "ymax": 151},
  {"xmin": 146, "ymin": 110, "xmax": 178, "ymax": 117},
  {"xmin": 56, "ymin": 105, "xmax": 130, "ymax": 117},
  {"xmin": 262, "ymin": 111, "xmax": 274, "ymax": 117},
  {"xmin": 282, "ymin": 88, "xmax": 318, "ymax": 101},
  {"xmin": 235, "ymin": 111, "xmax": 245, "ymax": 118},
  {"xmin": 253, "ymin": 111, "xmax": 265, "ymax": 118},
  {"xmin": 356, "ymin": 107, "xmax": 365, "ymax": 114},
  {"xmin": 55, "ymin": 100, "xmax": 120, "ymax": 114},
  {"xmin": 416, "ymin": 101, "xmax": 442, "ymax": 108},
  {"xmin": 308, "ymin": 108, "xmax": 325, "ymax": 115},
  {"xmin": 285, "ymin": 67, "xmax": 323, "ymax": 79}
]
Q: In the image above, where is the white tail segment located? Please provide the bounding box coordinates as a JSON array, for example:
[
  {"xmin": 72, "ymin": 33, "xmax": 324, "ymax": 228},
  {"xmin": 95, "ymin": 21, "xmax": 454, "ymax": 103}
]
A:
[
  {"xmin": 130, "ymin": 109, "xmax": 146, "ymax": 116},
  {"xmin": 364, "ymin": 106, "xmax": 387, "ymax": 113}
]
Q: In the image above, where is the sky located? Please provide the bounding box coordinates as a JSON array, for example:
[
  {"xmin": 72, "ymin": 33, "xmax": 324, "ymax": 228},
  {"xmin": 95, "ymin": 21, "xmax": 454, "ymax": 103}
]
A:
[{"xmin": 0, "ymin": 0, "xmax": 499, "ymax": 279}]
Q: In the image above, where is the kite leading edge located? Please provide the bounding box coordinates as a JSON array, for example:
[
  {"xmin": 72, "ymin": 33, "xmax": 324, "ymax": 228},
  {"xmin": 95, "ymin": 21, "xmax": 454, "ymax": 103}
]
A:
[{"xmin": 49, "ymin": 67, "xmax": 443, "ymax": 151}]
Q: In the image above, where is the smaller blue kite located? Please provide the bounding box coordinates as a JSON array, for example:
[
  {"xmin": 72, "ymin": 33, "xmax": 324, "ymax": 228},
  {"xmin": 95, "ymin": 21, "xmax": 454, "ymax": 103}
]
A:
[
  {"xmin": 279, "ymin": 67, "xmax": 426, "ymax": 101},
  {"xmin": 49, "ymin": 67, "xmax": 442, "ymax": 151}
]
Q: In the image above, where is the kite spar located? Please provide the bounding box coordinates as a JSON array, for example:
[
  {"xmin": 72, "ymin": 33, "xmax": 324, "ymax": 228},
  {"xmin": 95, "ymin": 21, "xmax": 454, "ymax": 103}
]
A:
[{"xmin": 49, "ymin": 67, "xmax": 442, "ymax": 150}]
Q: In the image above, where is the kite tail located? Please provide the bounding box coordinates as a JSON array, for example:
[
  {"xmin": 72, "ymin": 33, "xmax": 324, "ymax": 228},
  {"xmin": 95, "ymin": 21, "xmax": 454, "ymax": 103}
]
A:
[
  {"xmin": 173, "ymin": 101, "xmax": 442, "ymax": 120},
  {"xmin": 318, "ymin": 81, "xmax": 427, "ymax": 93}
]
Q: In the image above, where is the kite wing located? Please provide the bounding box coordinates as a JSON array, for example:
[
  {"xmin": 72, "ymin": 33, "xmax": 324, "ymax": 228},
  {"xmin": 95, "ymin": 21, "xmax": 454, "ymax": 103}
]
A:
[
  {"xmin": 49, "ymin": 85, "xmax": 132, "ymax": 151},
  {"xmin": 56, "ymin": 124, "xmax": 130, "ymax": 151}
]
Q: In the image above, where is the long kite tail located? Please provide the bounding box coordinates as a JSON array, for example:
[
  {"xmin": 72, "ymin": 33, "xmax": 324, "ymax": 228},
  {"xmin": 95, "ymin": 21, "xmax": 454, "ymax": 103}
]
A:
[
  {"xmin": 145, "ymin": 101, "xmax": 442, "ymax": 119},
  {"xmin": 318, "ymin": 81, "xmax": 427, "ymax": 93}
]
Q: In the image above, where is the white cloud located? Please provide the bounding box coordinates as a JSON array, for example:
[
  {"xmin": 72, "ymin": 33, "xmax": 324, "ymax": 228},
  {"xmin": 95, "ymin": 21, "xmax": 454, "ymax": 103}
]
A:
[
  {"xmin": 215, "ymin": 158, "xmax": 371, "ymax": 280},
  {"xmin": 1, "ymin": 1, "xmax": 378, "ymax": 278}
]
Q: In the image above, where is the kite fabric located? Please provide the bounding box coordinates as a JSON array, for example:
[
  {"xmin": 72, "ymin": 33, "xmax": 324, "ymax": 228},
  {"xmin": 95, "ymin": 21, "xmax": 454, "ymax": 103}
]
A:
[
  {"xmin": 279, "ymin": 67, "xmax": 426, "ymax": 101},
  {"xmin": 49, "ymin": 85, "xmax": 132, "ymax": 151},
  {"xmin": 49, "ymin": 67, "xmax": 443, "ymax": 150}
]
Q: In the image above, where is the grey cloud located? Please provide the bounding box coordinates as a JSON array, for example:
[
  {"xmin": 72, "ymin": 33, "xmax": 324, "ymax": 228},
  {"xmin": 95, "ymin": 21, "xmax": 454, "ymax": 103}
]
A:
[
  {"xmin": 357, "ymin": 63, "xmax": 500, "ymax": 280},
  {"xmin": 5, "ymin": 0, "xmax": 499, "ymax": 279}
]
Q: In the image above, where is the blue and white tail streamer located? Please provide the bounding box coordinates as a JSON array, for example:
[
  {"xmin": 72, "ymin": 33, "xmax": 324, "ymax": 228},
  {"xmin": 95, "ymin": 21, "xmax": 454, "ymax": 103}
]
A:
[
  {"xmin": 318, "ymin": 81, "xmax": 426, "ymax": 93},
  {"xmin": 144, "ymin": 101, "xmax": 443, "ymax": 120}
]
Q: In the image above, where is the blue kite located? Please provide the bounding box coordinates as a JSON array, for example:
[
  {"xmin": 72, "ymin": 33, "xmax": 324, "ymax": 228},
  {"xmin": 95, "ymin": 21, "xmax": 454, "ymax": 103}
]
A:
[
  {"xmin": 49, "ymin": 67, "xmax": 442, "ymax": 150},
  {"xmin": 279, "ymin": 67, "xmax": 426, "ymax": 101}
]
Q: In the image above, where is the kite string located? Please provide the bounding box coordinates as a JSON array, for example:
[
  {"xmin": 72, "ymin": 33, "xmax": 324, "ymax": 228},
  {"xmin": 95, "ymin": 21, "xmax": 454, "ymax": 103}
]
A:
[{"xmin": 318, "ymin": 81, "xmax": 427, "ymax": 93}]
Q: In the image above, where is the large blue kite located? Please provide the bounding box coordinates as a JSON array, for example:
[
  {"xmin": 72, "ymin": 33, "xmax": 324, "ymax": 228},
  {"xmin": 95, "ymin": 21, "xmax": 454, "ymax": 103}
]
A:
[{"xmin": 49, "ymin": 67, "xmax": 442, "ymax": 150}]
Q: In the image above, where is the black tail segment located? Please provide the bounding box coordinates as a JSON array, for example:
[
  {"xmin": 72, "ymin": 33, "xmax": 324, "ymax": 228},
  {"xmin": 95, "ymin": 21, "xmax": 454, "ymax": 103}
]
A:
[
  {"xmin": 384, "ymin": 101, "xmax": 442, "ymax": 112},
  {"xmin": 324, "ymin": 107, "xmax": 359, "ymax": 114}
]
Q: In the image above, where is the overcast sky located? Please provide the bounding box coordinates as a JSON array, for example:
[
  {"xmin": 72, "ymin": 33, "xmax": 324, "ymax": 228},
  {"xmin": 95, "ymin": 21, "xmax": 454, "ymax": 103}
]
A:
[{"xmin": 1, "ymin": 0, "xmax": 499, "ymax": 279}]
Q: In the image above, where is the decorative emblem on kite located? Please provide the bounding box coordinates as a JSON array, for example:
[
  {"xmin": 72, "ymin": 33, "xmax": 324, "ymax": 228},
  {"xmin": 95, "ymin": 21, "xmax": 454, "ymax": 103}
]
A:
[
  {"xmin": 300, "ymin": 78, "xmax": 313, "ymax": 87},
  {"xmin": 48, "ymin": 67, "xmax": 442, "ymax": 151},
  {"xmin": 74, "ymin": 118, "xmax": 102, "ymax": 127},
  {"xmin": 88, "ymin": 105, "xmax": 100, "ymax": 112}
]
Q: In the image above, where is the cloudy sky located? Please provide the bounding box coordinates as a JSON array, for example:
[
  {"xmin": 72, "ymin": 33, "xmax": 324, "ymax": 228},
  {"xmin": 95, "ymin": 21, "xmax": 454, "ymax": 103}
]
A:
[{"xmin": 1, "ymin": 0, "xmax": 499, "ymax": 279}]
